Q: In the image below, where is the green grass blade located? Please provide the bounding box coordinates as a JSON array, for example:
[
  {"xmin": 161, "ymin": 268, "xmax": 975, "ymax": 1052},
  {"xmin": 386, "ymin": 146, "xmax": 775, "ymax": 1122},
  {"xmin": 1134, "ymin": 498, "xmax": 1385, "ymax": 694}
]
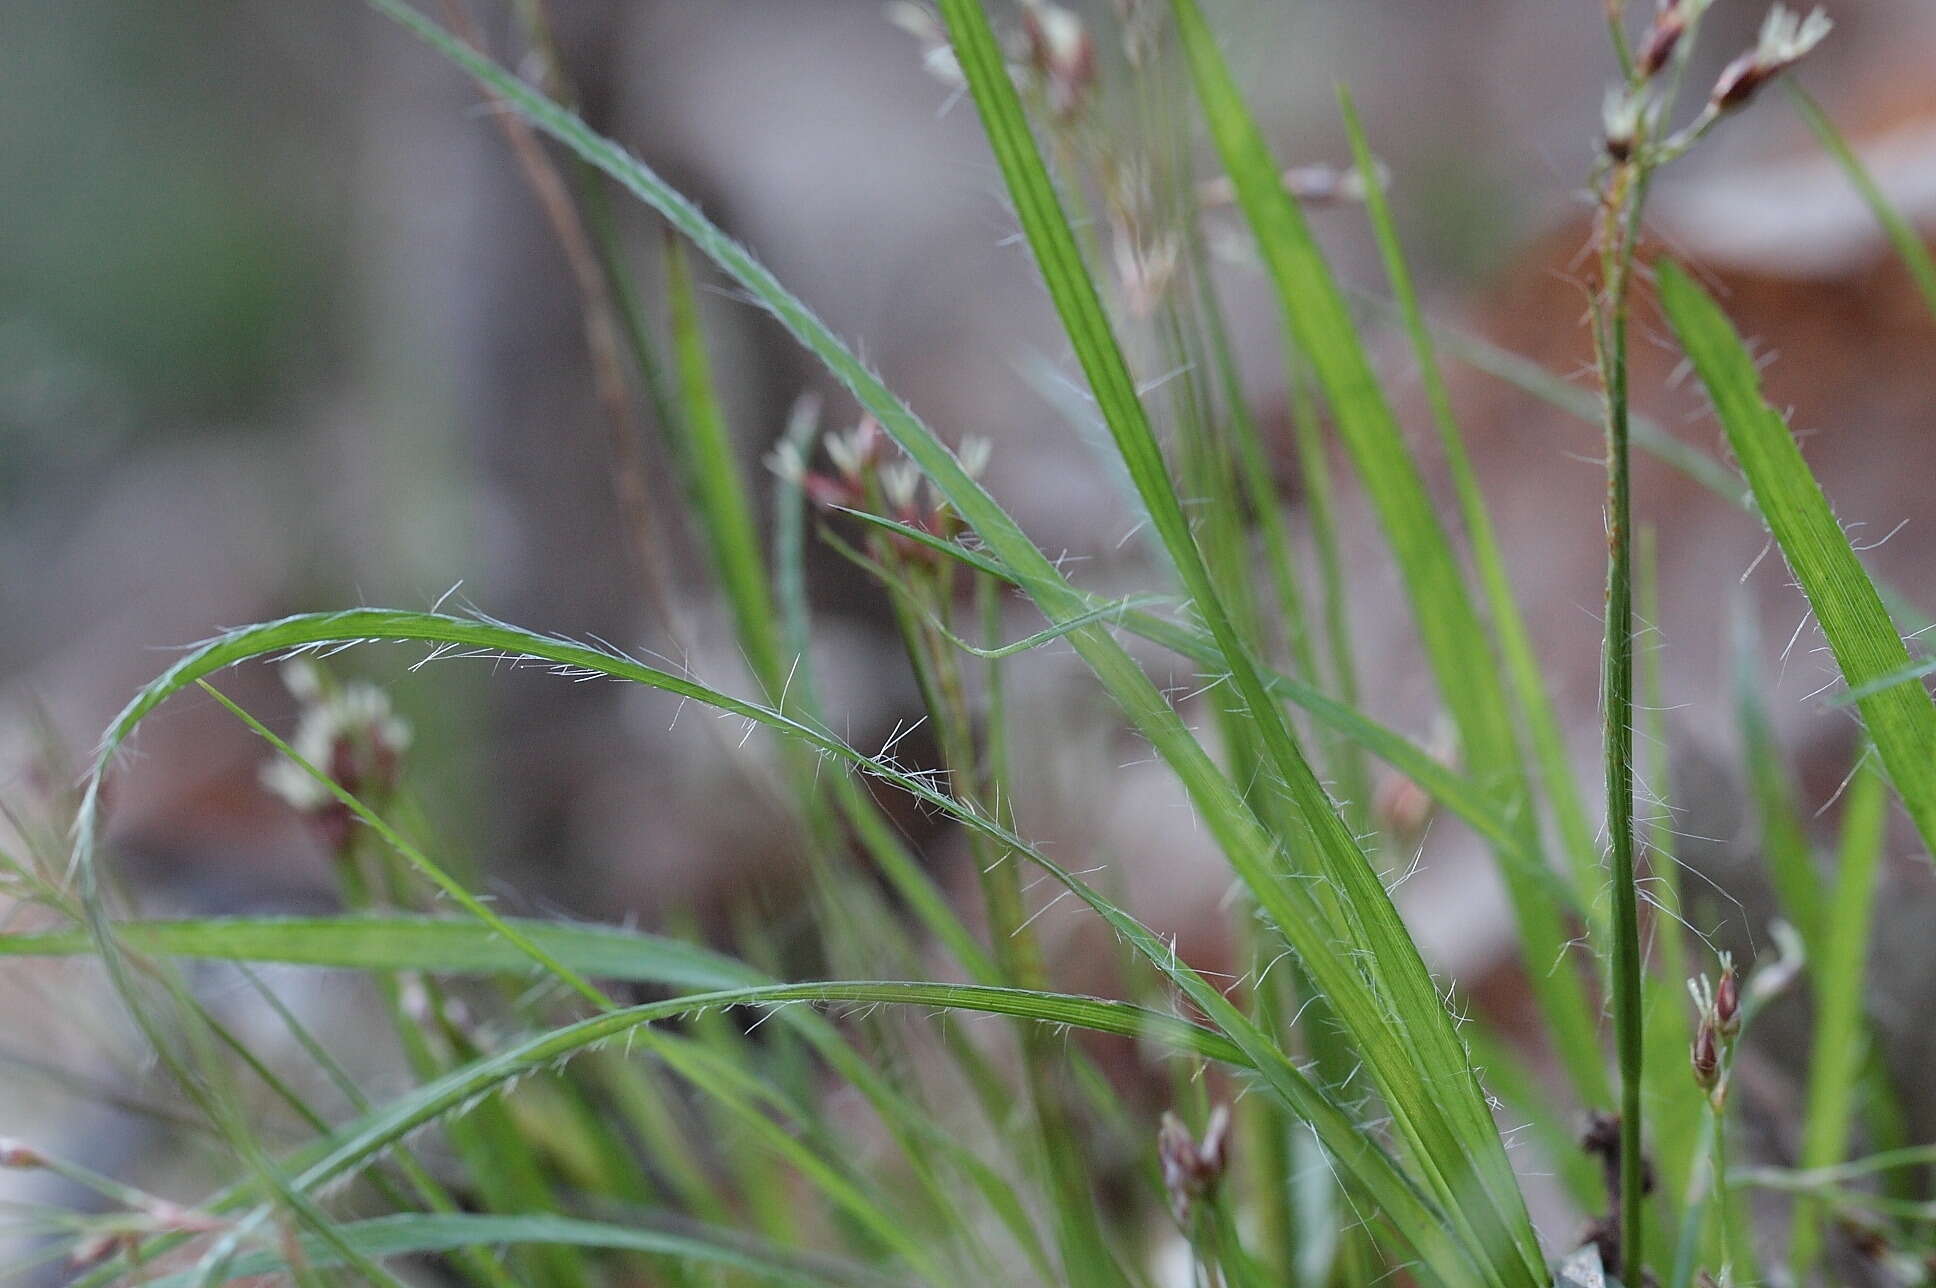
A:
[
  {"xmin": 1790, "ymin": 757, "xmax": 1888, "ymax": 1279},
  {"xmin": 1357, "ymin": 292, "xmax": 1748, "ymax": 502},
  {"xmin": 192, "ymin": 9, "xmax": 1526, "ymax": 1270},
  {"xmin": 1172, "ymin": 0, "xmax": 1601, "ymax": 1148},
  {"xmin": 663, "ymin": 232, "xmax": 787, "ymax": 695},
  {"xmin": 71, "ymin": 605, "xmax": 1472, "ymax": 1281},
  {"xmin": 0, "ymin": 911, "xmax": 1066, "ymax": 1278},
  {"xmin": 1658, "ymin": 260, "xmax": 1936, "ymax": 860},
  {"xmin": 1732, "ymin": 611, "xmax": 1825, "ymax": 950},
  {"xmin": 1787, "ymin": 84, "xmax": 1936, "ymax": 326},
  {"xmin": 0, "ymin": 915, "xmax": 761, "ymax": 988},
  {"xmin": 1340, "ymin": 89, "xmax": 1606, "ymax": 956},
  {"xmin": 835, "ymin": 506, "xmax": 1574, "ymax": 908},
  {"xmin": 139, "ymin": 1212, "xmax": 914, "ymax": 1288},
  {"xmin": 195, "ymin": 679, "xmax": 615, "ymax": 1013},
  {"xmin": 1285, "ymin": 366, "xmax": 1373, "ymax": 830},
  {"xmin": 938, "ymin": 3, "xmax": 1543, "ymax": 1273}
]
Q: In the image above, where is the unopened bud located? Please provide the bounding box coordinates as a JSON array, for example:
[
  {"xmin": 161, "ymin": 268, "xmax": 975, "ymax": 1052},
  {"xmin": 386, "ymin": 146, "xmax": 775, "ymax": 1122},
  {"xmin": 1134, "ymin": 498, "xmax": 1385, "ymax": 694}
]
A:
[
  {"xmin": 1715, "ymin": 962, "xmax": 1740, "ymax": 1036},
  {"xmin": 1691, "ymin": 1017, "xmax": 1720, "ymax": 1089},
  {"xmin": 1373, "ymin": 770, "xmax": 1435, "ymax": 841},
  {"xmin": 1638, "ymin": 4, "xmax": 1687, "ymax": 79},
  {"xmin": 70, "ymin": 1233, "xmax": 128, "ymax": 1268},
  {"xmin": 0, "ymin": 1140, "xmax": 46, "ymax": 1169}
]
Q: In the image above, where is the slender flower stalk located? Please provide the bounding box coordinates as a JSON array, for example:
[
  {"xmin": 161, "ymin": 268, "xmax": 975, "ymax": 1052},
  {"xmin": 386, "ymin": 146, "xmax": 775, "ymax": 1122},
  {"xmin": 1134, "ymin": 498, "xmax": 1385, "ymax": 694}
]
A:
[{"xmin": 1591, "ymin": 4, "xmax": 1828, "ymax": 1273}]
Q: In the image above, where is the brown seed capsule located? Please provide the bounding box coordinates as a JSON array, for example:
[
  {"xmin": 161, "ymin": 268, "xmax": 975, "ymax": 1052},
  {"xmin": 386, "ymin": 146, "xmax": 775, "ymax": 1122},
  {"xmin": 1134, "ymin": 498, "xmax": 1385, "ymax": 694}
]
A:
[
  {"xmin": 1710, "ymin": 51, "xmax": 1768, "ymax": 112},
  {"xmin": 1710, "ymin": 6, "xmax": 1833, "ymax": 114},
  {"xmin": 1691, "ymin": 1017, "xmax": 1720, "ymax": 1089},
  {"xmin": 1638, "ymin": 7, "xmax": 1687, "ymax": 79},
  {"xmin": 1715, "ymin": 964, "xmax": 1740, "ymax": 1036}
]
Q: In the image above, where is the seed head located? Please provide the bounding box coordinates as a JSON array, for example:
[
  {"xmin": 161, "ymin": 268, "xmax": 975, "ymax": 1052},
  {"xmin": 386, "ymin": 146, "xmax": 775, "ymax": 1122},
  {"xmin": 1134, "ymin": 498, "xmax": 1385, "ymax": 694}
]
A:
[{"xmin": 1710, "ymin": 5, "xmax": 1832, "ymax": 113}]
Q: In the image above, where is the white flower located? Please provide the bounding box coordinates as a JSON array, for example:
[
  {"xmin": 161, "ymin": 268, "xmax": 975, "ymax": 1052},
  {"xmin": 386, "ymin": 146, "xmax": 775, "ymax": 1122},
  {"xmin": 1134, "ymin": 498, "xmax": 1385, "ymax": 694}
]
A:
[
  {"xmin": 1601, "ymin": 86, "xmax": 1651, "ymax": 159},
  {"xmin": 1713, "ymin": 5, "xmax": 1832, "ymax": 110},
  {"xmin": 825, "ymin": 418, "xmax": 881, "ymax": 480},
  {"xmin": 1755, "ymin": 4, "xmax": 1832, "ymax": 68},
  {"xmin": 260, "ymin": 679, "xmax": 411, "ymax": 813},
  {"xmin": 764, "ymin": 440, "xmax": 805, "ymax": 484},
  {"xmin": 280, "ymin": 658, "xmax": 324, "ymax": 704},
  {"xmin": 957, "ymin": 435, "xmax": 993, "ymax": 481},
  {"xmin": 880, "ymin": 458, "xmax": 922, "ymax": 511}
]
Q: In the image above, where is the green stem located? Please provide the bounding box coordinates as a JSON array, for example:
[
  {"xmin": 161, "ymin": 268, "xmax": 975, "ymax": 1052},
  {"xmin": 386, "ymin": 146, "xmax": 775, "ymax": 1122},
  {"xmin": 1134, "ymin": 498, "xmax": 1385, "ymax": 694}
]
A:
[{"xmin": 1594, "ymin": 157, "xmax": 1650, "ymax": 1280}]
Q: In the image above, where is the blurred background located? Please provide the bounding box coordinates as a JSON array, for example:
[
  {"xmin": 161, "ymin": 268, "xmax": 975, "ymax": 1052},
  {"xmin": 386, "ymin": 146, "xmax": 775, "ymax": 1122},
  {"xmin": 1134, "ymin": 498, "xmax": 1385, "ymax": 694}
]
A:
[{"xmin": 4, "ymin": 0, "xmax": 1936, "ymax": 1265}]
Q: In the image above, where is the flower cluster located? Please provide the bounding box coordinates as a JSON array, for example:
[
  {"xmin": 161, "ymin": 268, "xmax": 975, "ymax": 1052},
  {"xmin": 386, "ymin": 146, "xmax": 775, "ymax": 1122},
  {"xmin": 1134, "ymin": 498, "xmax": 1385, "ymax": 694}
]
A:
[
  {"xmin": 1603, "ymin": 2, "xmax": 1830, "ymax": 164},
  {"xmin": 769, "ymin": 416, "xmax": 992, "ymax": 566},
  {"xmin": 1688, "ymin": 955, "xmax": 1740, "ymax": 1104},
  {"xmin": 259, "ymin": 659, "xmax": 412, "ymax": 850},
  {"xmin": 1157, "ymin": 1105, "xmax": 1231, "ymax": 1225},
  {"xmin": 1711, "ymin": 5, "xmax": 1832, "ymax": 113}
]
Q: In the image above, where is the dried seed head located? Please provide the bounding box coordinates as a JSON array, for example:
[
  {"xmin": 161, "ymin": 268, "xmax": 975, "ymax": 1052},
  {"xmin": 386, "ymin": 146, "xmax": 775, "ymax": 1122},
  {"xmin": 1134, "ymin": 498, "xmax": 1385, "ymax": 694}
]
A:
[
  {"xmin": 1022, "ymin": 2, "xmax": 1096, "ymax": 119},
  {"xmin": 1710, "ymin": 5, "xmax": 1832, "ymax": 113}
]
